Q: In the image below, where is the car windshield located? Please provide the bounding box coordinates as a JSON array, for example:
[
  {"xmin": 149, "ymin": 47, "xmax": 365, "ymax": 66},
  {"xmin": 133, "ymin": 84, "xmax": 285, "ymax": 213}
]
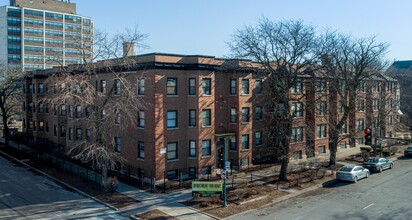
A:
[
  {"xmin": 407, "ymin": 147, "xmax": 412, "ymax": 150},
  {"xmin": 339, "ymin": 166, "xmax": 353, "ymax": 172},
  {"xmin": 367, "ymin": 158, "xmax": 379, "ymax": 163}
]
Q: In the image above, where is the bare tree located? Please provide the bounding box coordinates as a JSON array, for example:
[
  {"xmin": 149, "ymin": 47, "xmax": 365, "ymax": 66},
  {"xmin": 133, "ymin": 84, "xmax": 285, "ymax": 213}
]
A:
[
  {"xmin": 229, "ymin": 18, "xmax": 319, "ymax": 181},
  {"xmin": 41, "ymin": 27, "xmax": 147, "ymax": 187},
  {"xmin": 0, "ymin": 63, "xmax": 24, "ymax": 147},
  {"xmin": 318, "ymin": 33, "xmax": 389, "ymax": 166}
]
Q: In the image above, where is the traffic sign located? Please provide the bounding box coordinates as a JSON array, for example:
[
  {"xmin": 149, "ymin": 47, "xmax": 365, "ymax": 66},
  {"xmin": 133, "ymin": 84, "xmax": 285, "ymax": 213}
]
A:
[
  {"xmin": 225, "ymin": 161, "xmax": 230, "ymax": 170},
  {"xmin": 220, "ymin": 170, "xmax": 226, "ymax": 179}
]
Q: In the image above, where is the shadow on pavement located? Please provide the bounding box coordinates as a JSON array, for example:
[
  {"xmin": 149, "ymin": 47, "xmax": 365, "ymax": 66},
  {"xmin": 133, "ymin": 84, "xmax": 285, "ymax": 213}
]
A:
[
  {"xmin": 396, "ymin": 156, "xmax": 412, "ymax": 160},
  {"xmin": 322, "ymin": 179, "xmax": 353, "ymax": 188}
]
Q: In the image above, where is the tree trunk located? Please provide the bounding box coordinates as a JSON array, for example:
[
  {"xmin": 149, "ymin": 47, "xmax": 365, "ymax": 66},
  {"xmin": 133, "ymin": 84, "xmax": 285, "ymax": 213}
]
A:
[
  {"xmin": 278, "ymin": 156, "xmax": 289, "ymax": 181},
  {"xmin": 328, "ymin": 132, "xmax": 339, "ymax": 166}
]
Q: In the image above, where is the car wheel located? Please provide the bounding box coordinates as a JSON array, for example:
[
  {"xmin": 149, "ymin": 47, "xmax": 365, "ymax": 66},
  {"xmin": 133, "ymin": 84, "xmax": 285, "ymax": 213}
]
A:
[
  {"xmin": 366, "ymin": 172, "xmax": 369, "ymax": 178},
  {"xmin": 354, "ymin": 176, "xmax": 358, "ymax": 183},
  {"xmin": 389, "ymin": 163, "xmax": 393, "ymax": 169},
  {"xmin": 379, "ymin": 167, "xmax": 383, "ymax": 173}
]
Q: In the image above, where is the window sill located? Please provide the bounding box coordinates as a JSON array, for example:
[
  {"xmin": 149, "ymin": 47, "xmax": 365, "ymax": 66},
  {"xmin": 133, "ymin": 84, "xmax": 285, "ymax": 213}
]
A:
[
  {"xmin": 240, "ymin": 122, "xmax": 250, "ymax": 125},
  {"xmin": 167, "ymin": 159, "xmax": 179, "ymax": 163},
  {"xmin": 201, "ymin": 156, "xmax": 211, "ymax": 159},
  {"xmin": 188, "ymin": 156, "xmax": 196, "ymax": 159},
  {"xmin": 167, "ymin": 127, "xmax": 179, "ymax": 130},
  {"xmin": 167, "ymin": 95, "xmax": 179, "ymax": 97},
  {"xmin": 137, "ymin": 158, "xmax": 145, "ymax": 161},
  {"xmin": 201, "ymin": 94, "xmax": 212, "ymax": 97},
  {"xmin": 137, "ymin": 126, "xmax": 145, "ymax": 129},
  {"xmin": 188, "ymin": 126, "xmax": 196, "ymax": 128},
  {"xmin": 201, "ymin": 125, "xmax": 212, "ymax": 128}
]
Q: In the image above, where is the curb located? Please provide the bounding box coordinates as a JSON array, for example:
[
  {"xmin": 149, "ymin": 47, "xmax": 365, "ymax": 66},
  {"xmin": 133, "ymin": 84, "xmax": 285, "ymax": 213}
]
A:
[{"xmin": 0, "ymin": 150, "xmax": 119, "ymax": 212}]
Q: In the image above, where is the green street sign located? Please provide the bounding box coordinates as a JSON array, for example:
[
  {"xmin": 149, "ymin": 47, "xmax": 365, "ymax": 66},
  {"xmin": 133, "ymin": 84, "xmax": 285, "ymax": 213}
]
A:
[{"xmin": 192, "ymin": 181, "xmax": 223, "ymax": 198}]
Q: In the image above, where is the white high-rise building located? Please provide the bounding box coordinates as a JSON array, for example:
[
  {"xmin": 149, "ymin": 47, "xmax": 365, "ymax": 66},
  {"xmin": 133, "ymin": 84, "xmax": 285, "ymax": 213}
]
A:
[{"xmin": 0, "ymin": 0, "xmax": 93, "ymax": 71}]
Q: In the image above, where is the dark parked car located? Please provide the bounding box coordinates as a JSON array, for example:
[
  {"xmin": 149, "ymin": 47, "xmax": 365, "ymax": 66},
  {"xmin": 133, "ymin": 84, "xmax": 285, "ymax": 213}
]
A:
[
  {"xmin": 404, "ymin": 146, "xmax": 412, "ymax": 157},
  {"xmin": 362, "ymin": 157, "xmax": 393, "ymax": 173}
]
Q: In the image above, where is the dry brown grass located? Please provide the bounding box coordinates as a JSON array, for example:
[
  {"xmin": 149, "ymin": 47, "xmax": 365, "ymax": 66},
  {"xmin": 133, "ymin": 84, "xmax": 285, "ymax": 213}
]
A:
[{"xmin": 135, "ymin": 209, "xmax": 179, "ymax": 220}]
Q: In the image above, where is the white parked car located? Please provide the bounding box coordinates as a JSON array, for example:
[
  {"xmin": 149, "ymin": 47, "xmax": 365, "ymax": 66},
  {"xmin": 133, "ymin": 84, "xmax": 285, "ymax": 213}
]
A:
[{"xmin": 336, "ymin": 165, "xmax": 369, "ymax": 183}]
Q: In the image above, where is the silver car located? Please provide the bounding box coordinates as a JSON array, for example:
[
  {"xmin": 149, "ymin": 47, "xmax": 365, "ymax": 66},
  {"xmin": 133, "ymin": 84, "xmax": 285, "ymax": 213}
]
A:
[{"xmin": 336, "ymin": 165, "xmax": 370, "ymax": 183}]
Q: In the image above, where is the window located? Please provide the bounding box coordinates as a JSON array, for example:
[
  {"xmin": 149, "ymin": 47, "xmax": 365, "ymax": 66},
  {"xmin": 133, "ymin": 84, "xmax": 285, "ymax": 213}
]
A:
[
  {"xmin": 386, "ymin": 81, "xmax": 392, "ymax": 91},
  {"xmin": 38, "ymin": 83, "xmax": 44, "ymax": 94},
  {"xmin": 202, "ymin": 78, "xmax": 211, "ymax": 95},
  {"xmin": 100, "ymin": 80, "xmax": 106, "ymax": 93},
  {"xmin": 241, "ymin": 107, "xmax": 250, "ymax": 122},
  {"xmin": 138, "ymin": 142, "xmax": 145, "ymax": 159},
  {"xmin": 293, "ymin": 151, "xmax": 302, "ymax": 160},
  {"xmin": 38, "ymin": 121, "xmax": 44, "ymax": 131},
  {"xmin": 68, "ymin": 105, "xmax": 73, "ymax": 118},
  {"xmin": 292, "ymin": 102, "xmax": 303, "ymax": 117},
  {"xmin": 167, "ymin": 169, "xmax": 178, "ymax": 180},
  {"xmin": 230, "ymin": 108, "xmax": 237, "ymax": 123},
  {"xmin": 60, "ymin": 125, "xmax": 66, "ymax": 137},
  {"xmin": 230, "ymin": 79, "xmax": 237, "ymax": 95},
  {"xmin": 167, "ymin": 110, "xmax": 178, "ymax": 128},
  {"xmin": 189, "ymin": 167, "xmax": 196, "ymax": 178},
  {"xmin": 356, "ymin": 119, "xmax": 364, "ymax": 132},
  {"xmin": 387, "ymin": 115, "xmax": 393, "ymax": 125},
  {"xmin": 291, "ymin": 127, "xmax": 303, "ymax": 142},
  {"xmin": 339, "ymin": 80, "xmax": 346, "ymax": 93},
  {"xmin": 241, "ymin": 79, "xmax": 249, "ymax": 95},
  {"xmin": 201, "ymin": 166, "xmax": 211, "ymax": 175},
  {"xmin": 86, "ymin": 129, "xmax": 90, "ymax": 142},
  {"xmin": 60, "ymin": 105, "xmax": 66, "ymax": 116},
  {"xmin": 255, "ymin": 80, "xmax": 262, "ymax": 94},
  {"xmin": 189, "ymin": 110, "xmax": 196, "ymax": 127},
  {"xmin": 357, "ymin": 99, "xmax": 364, "ymax": 112},
  {"xmin": 318, "ymin": 146, "xmax": 326, "ymax": 154},
  {"xmin": 188, "ymin": 78, "xmax": 196, "ymax": 95},
  {"xmin": 201, "ymin": 109, "xmax": 211, "ymax": 126},
  {"xmin": 374, "ymin": 117, "xmax": 379, "ymax": 129},
  {"xmin": 76, "ymin": 105, "xmax": 82, "ymax": 118},
  {"xmin": 241, "ymin": 134, "xmax": 249, "ymax": 150},
  {"xmin": 138, "ymin": 111, "xmax": 145, "ymax": 128},
  {"xmin": 339, "ymin": 102, "xmax": 345, "ymax": 114},
  {"xmin": 166, "ymin": 78, "xmax": 177, "ymax": 95},
  {"xmin": 45, "ymin": 122, "xmax": 49, "ymax": 132},
  {"xmin": 115, "ymin": 137, "xmax": 121, "ymax": 153},
  {"xmin": 387, "ymin": 98, "xmax": 393, "ymax": 108},
  {"xmin": 115, "ymin": 111, "xmax": 121, "ymax": 125},
  {"xmin": 201, "ymin": 140, "xmax": 211, "ymax": 156},
  {"xmin": 291, "ymin": 80, "xmax": 303, "ymax": 93},
  {"xmin": 38, "ymin": 102, "xmax": 45, "ymax": 113},
  {"xmin": 357, "ymin": 81, "xmax": 365, "ymax": 92},
  {"xmin": 189, "ymin": 140, "xmax": 196, "ymax": 157},
  {"xmin": 114, "ymin": 79, "xmax": 121, "ymax": 95},
  {"xmin": 373, "ymin": 82, "xmax": 381, "ymax": 92},
  {"xmin": 137, "ymin": 78, "xmax": 145, "ymax": 95},
  {"xmin": 316, "ymin": 80, "xmax": 326, "ymax": 92},
  {"xmin": 255, "ymin": 106, "xmax": 262, "ymax": 120},
  {"xmin": 255, "ymin": 131, "xmax": 263, "ymax": 145},
  {"xmin": 340, "ymin": 122, "xmax": 347, "ymax": 134},
  {"xmin": 53, "ymin": 125, "xmax": 57, "ymax": 137},
  {"xmin": 76, "ymin": 128, "xmax": 82, "ymax": 140},
  {"xmin": 167, "ymin": 142, "xmax": 178, "ymax": 160},
  {"xmin": 68, "ymin": 128, "xmax": 73, "ymax": 141},
  {"xmin": 85, "ymin": 106, "xmax": 91, "ymax": 117},
  {"xmin": 230, "ymin": 136, "xmax": 237, "ymax": 150},
  {"xmin": 373, "ymin": 100, "xmax": 379, "ymax": 111},
  {"xmin": 316, "ymin": 101, "xmax": 326, "ymax": 116},
  {"xmin": 316, "ymin": 124, "xmax": 327, "ymax": 139}
]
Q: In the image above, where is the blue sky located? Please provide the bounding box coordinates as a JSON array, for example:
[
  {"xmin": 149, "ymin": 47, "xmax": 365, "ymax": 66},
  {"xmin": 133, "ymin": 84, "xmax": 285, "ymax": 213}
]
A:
[{"xmin": 3, "ymin": 0, "xmax": 411, "ymax": 61}]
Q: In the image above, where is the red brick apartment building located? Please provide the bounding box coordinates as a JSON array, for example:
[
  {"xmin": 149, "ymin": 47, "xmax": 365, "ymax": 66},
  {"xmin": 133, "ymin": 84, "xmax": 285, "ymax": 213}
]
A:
[{"xmin": 22, "ymin": 53, "xmax": 400, "ymax": 181}]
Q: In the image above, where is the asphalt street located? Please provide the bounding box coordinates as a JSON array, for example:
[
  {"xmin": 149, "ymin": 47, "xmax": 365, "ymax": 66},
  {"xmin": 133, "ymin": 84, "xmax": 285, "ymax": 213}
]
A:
[
  {"xmin": 0, "ymin": 155, "xmax": 126, "ymax": 220},
  {"xmin": 230, "ymin": 157, "xmax": 412, "ymax": 220}
]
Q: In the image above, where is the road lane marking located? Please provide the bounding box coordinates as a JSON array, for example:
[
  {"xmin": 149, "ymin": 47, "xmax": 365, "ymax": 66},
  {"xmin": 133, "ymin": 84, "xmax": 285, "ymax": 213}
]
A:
[{"xmin": 363, "ymin": 203, "xmax": 374, "ymax": 210}]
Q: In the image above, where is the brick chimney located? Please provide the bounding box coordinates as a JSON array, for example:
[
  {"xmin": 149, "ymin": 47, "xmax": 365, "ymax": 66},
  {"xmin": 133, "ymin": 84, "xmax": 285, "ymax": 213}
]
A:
[{"xmin": 123, "ymin": 42, "xmax": 135, "ymax": 57}]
